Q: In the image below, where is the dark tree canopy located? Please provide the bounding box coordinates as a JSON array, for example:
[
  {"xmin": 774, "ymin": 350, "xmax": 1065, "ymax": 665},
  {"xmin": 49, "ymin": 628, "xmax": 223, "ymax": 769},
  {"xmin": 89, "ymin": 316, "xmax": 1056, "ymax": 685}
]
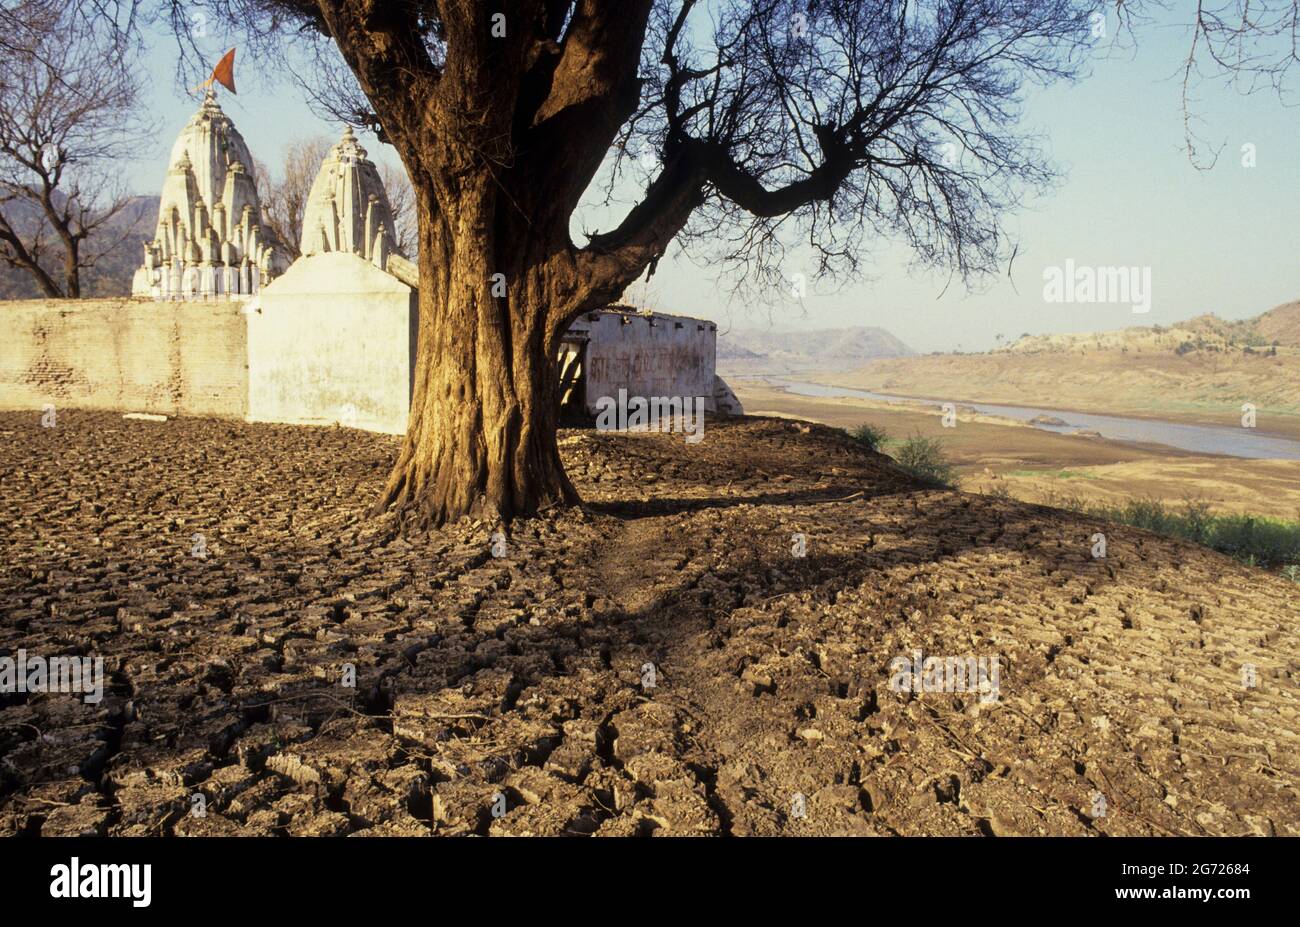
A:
[
  {"xmin": 145, "ymin": 0, "xmax": 1300, "ymax": 270},
  {"xmin": 166, "ymin": 1, "xmax": 1105, "ymax": 288}
]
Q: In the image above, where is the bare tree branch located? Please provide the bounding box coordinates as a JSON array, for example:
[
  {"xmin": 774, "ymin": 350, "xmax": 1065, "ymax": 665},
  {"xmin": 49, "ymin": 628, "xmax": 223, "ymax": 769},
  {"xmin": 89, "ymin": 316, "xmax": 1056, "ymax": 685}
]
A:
[{"xmin": 0, "ymin": 1, "xmax": 154, "ymax": 296}]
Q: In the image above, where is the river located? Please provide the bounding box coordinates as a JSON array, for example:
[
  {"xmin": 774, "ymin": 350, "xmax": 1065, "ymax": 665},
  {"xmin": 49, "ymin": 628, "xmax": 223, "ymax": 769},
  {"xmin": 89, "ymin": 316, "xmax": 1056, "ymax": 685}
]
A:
[{"xmin": 769, "ymin": 379, "xmax": 1300, "ymax": 461}]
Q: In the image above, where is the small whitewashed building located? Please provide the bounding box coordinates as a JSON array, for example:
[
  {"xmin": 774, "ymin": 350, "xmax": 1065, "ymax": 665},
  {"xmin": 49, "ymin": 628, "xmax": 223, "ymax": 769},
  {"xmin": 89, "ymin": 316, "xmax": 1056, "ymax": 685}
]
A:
[
  {"xmin": 559, "ymin": 308, "xmax": 743, "ymax": 421},
  {"xmin": 244, "ymin": 128, "xmax": 417, "ymax": 434}
]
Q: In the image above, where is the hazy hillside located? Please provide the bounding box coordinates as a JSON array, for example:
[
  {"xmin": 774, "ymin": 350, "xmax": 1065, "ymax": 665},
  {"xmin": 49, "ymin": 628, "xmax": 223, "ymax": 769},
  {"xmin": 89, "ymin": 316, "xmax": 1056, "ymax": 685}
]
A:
[
  {"xmin": 825, "ymin": 301, "xmax": 1300, "ymax": 428},
  {"xmin": 1254, "ymin": 300, "xmax": 1300, "ymax": 346},
  {"xmin": 719, "ymin": 325, "xmax": 913, "ymax": 375},
  {"xmin": 1003, "ymin": 300, "xmax": 1300, "ymax": 355},
  {"xmin": 0, "ymin": 195, "xmax": 156, "ymax": 300}
]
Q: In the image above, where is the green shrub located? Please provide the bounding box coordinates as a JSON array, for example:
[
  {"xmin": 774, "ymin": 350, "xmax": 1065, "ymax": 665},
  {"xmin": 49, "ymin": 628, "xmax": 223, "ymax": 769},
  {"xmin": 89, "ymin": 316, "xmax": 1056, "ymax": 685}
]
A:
[
  {"xmin": 1179, "ymin": 500, "xmax": 1214, "ymax": 545},
  {"xmin": 1207, "ymin": 515, "xmax": 1300, "ymax": 567},
  {"xmin": 1048, "ymin": 495, "xmax": 1300, "ymax": 571},
  {"xmin": 846, "ymin": 422, "xmax": 890, "ymax": 452},
  {"xmin": 890, "ymin": 433, "xmax": 958, "ymax": 489}
]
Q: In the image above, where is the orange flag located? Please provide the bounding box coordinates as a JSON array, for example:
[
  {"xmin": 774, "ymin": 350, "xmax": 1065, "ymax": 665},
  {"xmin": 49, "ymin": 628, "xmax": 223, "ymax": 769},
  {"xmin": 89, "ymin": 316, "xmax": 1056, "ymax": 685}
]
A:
[{"xmin": 199, "ymin": 48, "xmax": 237, "ymax": 94}]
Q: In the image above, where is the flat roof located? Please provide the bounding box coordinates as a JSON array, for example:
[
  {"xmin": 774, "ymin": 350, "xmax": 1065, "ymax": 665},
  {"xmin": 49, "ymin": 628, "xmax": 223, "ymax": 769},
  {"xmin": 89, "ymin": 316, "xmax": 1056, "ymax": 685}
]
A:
[{"xmin": 582, "ymin": 304, "xmax": 717, "ymax": 327}]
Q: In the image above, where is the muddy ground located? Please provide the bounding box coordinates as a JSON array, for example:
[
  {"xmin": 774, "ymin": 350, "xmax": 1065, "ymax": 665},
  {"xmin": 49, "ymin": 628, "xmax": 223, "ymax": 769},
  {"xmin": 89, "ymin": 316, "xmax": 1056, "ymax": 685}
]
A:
[{"xmin": 1, "ymin": 411, "xmax": 1296, "ymax": 836}]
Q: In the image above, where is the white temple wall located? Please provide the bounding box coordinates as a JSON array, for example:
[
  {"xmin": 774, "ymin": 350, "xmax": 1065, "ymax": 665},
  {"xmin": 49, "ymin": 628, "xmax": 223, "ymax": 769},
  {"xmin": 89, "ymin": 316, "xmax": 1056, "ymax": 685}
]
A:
[
  {"xmin": 0, "ymin": 276, "xmax": 729, "ymax": 432},
  {"xmin": 567, "ymin": 310, "xmax": 719, "ymax": 414},
  {"xmin": 245, "ymin": 253, "xmax": 417, "ymax": 435}
]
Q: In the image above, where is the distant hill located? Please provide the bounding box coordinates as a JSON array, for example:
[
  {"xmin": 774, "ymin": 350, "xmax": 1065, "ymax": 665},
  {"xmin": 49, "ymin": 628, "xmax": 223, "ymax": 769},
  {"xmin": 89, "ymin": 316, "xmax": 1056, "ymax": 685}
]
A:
[
  {"xmin": 824, "ymin": 300, "xmax": 1300, "ymax": 426},
  {"xmin": 0, "ymin": 195, "xmax": 157, "ymax": 300},
  {"xmin": 1002, "ymin": 300, "xmax": 1300, "ymax": 355},
  {"xmin": 1254, "ymin": 300, "xmax": 1300, "ymax": 347},
  {"xmin": 718, "ymin": 325, "xmax": 913, "ymax": 375}
]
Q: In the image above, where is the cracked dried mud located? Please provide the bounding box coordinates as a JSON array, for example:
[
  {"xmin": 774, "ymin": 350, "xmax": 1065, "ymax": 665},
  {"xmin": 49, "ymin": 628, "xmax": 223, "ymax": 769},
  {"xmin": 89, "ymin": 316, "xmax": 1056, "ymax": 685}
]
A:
[{"xmin": 2, "ymin": 412, "xmax": 1296, "ymax": 836}]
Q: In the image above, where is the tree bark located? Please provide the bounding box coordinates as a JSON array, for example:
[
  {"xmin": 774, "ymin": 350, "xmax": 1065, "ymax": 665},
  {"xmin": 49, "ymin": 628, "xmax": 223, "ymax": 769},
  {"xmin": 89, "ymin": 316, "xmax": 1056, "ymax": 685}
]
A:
[
  {"xmin": 61, "ymin": 236, "xmax": 80, "ymax": 298},
  {"xmin": 375, "ymin": 175, "xmax": 583, "ymax": 527}
]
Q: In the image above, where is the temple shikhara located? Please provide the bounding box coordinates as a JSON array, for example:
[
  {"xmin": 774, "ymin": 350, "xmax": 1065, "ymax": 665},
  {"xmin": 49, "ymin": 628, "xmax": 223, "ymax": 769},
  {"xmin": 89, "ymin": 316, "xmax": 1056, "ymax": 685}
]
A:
[
  {"xmin": 133, "ymin": 91, "xmax": 289, "ymax": 299},
  {"xmin": 300, "ymin": 126, "xmax": 398, "ymax": 267}
]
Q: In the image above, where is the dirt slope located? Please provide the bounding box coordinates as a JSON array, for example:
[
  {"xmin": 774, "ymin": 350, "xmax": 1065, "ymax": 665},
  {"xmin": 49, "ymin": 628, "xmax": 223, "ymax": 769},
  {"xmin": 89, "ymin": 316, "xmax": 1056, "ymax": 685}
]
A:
[
  {"xmin": 1, "ymin": 412, "xmax": 1295, "ymax": 836},
  {"xmin": 1255, "ymin": 300, "xmax": 1300, "ymax": 347}
]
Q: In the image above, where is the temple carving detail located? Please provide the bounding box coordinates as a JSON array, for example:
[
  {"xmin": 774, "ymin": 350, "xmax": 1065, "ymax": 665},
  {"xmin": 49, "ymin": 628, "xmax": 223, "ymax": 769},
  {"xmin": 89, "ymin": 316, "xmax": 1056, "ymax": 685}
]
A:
[{"xmin": 133, "ymin": 91, "xmax": 287, "ymax": 300}]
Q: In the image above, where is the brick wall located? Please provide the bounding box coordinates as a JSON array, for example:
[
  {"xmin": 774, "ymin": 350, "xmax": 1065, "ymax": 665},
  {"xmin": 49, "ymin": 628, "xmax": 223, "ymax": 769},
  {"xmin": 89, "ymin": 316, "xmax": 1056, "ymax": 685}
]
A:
[{"xmin": 0, "ymin": 298, "xmax": 248, "ymax": 418}]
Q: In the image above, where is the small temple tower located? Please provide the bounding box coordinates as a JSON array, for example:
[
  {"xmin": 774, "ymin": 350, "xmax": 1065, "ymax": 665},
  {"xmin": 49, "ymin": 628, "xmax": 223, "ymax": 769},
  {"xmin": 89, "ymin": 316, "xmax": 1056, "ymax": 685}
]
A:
[
  {"xmin": 299, "ymin": 126, "xmax": 400, "ymax": 267},
  {"xmin": 133, "ymin": 90, "xmax": 287, "ymax": 299}
]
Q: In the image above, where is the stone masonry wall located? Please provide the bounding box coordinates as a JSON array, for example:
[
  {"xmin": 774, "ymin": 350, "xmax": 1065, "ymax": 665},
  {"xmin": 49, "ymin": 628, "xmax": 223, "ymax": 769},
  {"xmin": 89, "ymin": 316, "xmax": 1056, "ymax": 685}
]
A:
[
  {"xmin": 0, "ymin": 298, "xmax": 248, "ymax": 419},
  {"xmin": 0, "ymin": 297, "xmax": 721, "ymax": 431}
]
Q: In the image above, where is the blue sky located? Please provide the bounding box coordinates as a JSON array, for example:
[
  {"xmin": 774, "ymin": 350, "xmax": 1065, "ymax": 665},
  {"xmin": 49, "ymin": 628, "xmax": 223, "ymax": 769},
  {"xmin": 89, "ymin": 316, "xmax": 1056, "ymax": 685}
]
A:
[{"xmin": 128, "ymin": 8, "xmax": 1300, "ymax": 353}]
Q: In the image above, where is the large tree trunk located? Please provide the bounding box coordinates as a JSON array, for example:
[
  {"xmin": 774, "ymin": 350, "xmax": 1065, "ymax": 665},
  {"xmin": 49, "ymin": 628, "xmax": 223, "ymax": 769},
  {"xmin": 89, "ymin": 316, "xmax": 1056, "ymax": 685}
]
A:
[
  {"xmin": 375, "ymin": 176, "xmax": 581, "ymax": 528},
  {"xmin": 321, "ymin": 0, "xmax": 684, "ymax": 529}
]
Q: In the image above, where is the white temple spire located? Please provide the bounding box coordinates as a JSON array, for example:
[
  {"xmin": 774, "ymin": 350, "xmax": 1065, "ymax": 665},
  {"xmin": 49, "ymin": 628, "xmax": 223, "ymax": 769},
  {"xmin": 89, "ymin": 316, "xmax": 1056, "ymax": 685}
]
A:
[
  {"xmin": 300, "ymin": 125, "xmax": 399, "ymax": 262},
  {"xmin": 132, "ymin": 93, "xmax": 286, "ymax": 299}
]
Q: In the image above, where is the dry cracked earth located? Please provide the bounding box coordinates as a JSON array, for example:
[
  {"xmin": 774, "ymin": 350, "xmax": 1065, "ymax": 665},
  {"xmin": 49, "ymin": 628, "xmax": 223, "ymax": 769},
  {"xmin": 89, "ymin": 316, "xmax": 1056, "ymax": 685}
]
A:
[{"xmin": 1, "ymin": 411, "xmax": 1297, "ymax": 836}]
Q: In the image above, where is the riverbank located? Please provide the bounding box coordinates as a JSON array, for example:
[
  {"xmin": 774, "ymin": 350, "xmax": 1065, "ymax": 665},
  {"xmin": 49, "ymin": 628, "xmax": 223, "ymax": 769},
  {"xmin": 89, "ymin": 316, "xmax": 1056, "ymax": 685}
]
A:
[
  {"xmin": 777, "ymin": 378, "xmax": 1300, "ymax": 458},
  {"xmin": 815, "ymin": 349, "xmax": 1300, "ymax": 441},
  {"xmin": 732, "ymin": 379, "xmax": 1300, "ymax": 520}
]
